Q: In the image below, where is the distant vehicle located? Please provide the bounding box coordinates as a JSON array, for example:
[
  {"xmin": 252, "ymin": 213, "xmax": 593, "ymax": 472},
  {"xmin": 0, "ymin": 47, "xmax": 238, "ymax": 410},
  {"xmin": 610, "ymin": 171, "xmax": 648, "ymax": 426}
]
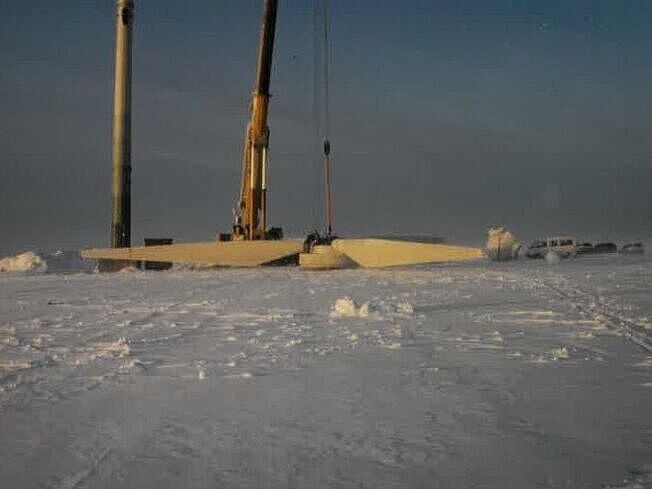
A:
[
  {"xmin": 526, "ymin": 236, "xmax": 577, "ymax": 259},
  {"xmin": 620, "ymin": 242, "xmax": 644, "ymax": 255},
  {"xmin": 593, "ymin": 242, "xmax": 617, "ymax": 254},
  {"xmin": 575, "ymin": 242, "xmax": 594, "ymax": 255}
]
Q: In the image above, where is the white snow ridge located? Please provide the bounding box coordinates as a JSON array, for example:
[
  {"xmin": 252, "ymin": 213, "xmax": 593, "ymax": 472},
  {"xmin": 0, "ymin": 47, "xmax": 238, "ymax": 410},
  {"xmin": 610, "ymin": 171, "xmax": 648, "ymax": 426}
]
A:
[{"xmin": 330, "ymin": 296, "xmax": 363, "ymax": 318}]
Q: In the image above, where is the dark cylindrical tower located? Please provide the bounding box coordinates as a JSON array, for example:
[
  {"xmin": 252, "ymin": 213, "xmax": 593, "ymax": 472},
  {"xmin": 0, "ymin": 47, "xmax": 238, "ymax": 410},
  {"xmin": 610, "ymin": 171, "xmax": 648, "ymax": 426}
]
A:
[{"xmin": 110, "ymin": 0, "xmax": 133, "ymax": 248}]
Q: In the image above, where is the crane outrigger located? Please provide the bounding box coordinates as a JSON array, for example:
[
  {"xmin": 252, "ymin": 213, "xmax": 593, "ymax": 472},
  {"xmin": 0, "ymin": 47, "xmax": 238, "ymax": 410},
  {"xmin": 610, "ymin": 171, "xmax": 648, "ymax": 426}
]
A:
[{"xmin": 82, "ymin": 0, "xmax": 492, "ymax": 270}]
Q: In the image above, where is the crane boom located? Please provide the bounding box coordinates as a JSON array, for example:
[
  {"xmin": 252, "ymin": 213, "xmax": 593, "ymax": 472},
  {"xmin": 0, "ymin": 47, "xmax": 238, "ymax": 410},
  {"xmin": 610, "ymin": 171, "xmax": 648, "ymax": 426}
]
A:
[{"xmin": 234, "ymin": 0, "xmax": 278, "ymax": 240}]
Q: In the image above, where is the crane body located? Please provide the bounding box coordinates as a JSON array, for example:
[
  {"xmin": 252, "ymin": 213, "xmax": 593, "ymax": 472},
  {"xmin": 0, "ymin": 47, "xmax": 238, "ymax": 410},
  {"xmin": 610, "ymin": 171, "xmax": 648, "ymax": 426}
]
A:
[{"xmin": 233, "ymin": 0, "xmax": 278, "ymax": 240}]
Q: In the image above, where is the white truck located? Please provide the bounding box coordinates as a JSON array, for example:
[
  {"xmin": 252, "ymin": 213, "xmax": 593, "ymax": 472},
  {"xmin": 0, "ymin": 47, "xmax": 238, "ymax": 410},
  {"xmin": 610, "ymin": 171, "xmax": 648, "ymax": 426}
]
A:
[{"xmin": 526, "ymin": 236, "xmax": 577, "ymax": 259}]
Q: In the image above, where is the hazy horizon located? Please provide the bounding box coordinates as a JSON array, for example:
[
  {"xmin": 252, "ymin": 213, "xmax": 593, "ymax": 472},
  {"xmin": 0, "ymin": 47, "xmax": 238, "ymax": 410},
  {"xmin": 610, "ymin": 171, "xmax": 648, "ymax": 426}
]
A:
[{"xmin": 1, "ymin": 1, "xmax": 651, "ymax": 255}]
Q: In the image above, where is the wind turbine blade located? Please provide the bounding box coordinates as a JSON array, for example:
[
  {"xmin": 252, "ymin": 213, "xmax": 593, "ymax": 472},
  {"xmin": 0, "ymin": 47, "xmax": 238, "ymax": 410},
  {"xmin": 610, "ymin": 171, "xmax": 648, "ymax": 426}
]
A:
[
  {"xmin": 82, "ymin": 240, "xmax": 304, "ymax": 267},
  {"xmin": 331, "ymin": 239, "xmax": 484, "ymax": 268}
]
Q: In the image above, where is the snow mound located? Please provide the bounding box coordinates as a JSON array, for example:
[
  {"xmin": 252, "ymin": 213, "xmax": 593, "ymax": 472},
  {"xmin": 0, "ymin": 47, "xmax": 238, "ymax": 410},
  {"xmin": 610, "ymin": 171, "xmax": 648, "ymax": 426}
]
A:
[
  {"xmin": 488, "ymin": 330, "xmax": 504, "ymax": 343},
  {"xmin": 551, "ymin": 346, "xmax": 570, "ymax": 360},
  {"xmin": 485, "ymin": 226, "xmax": 520, "ymax": 261},
  {"xmin": 330, "ymin": 296, "xmax": 414, "ymax": 319},
  {"xmin": 0, "ymin": 251, "xmax": 47, "ymax": 273},
  {"xmin": 330, "ymin": 297, "xmax": 362, "ymax": 317}
]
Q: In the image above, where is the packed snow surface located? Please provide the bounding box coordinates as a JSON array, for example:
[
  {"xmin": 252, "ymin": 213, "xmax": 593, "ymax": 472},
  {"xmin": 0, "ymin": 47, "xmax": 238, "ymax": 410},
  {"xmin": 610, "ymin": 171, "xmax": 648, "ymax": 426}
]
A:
[{"xmin": 1, "ymin": 255, "xmax": 651, "ymax": 488}]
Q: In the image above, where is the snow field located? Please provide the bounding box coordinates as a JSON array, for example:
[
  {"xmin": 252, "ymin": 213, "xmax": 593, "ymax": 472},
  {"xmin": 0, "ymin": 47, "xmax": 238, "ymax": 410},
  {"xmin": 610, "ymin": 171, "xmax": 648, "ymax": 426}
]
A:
[{"xmin": 0, "ymin": 255, "xmax": 651, "ymax": 487}]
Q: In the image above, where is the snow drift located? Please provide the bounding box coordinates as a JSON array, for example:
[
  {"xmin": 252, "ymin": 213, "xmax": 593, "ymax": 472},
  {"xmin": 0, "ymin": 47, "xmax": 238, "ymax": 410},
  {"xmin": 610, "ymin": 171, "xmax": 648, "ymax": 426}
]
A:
[
  {"xmin": 330, "ymin": 296, "xmax": 414, "ymax": 318},
  {"xmin": 0, "ymin": 251, "xmax": 47, "ymax": 273}
]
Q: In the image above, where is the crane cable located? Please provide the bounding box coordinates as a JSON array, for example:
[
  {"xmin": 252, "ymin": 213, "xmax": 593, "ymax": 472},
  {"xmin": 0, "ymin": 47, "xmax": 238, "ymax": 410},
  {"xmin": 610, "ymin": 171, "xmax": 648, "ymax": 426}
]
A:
[
  {"xmin": 322, "ymin": 0, "xmax": 333, "ymax": 237},
  {"xmin": 310, "ymin": 0, "xmax": 320, "ymax": 231}
]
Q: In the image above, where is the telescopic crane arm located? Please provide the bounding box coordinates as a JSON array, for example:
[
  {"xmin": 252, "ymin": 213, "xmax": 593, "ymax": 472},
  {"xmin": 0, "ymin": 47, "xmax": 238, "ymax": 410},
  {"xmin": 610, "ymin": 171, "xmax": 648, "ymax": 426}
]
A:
[{"xmin": 234, "ymin": 0, "xmax": 278, "ymax": 240}]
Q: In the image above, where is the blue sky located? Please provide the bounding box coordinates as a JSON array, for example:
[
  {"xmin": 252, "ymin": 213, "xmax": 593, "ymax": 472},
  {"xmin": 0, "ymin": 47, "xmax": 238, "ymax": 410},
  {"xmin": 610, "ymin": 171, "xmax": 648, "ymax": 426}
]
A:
[{"xmin": 1, "ymin": 1, "xmax": 651, "ymax": 253}]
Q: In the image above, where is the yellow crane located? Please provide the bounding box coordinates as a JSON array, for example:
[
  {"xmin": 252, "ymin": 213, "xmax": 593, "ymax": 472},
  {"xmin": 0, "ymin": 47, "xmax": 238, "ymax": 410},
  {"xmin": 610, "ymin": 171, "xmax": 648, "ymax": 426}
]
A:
[{"xmin": 233, "ymin": 0, "xmax": 278, "ymax": 241}]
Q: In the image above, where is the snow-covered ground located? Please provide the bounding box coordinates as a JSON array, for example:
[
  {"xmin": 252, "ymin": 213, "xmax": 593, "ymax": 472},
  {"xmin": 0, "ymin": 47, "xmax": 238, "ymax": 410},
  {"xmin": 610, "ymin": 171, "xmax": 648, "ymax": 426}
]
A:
[{"xmin": 1, "ymin": 255, "xmax": 651, "ymax": 488}]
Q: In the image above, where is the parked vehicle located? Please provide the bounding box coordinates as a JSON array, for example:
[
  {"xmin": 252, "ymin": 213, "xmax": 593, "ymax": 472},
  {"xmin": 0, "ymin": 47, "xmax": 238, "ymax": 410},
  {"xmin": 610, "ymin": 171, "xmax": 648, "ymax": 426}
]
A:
[
  {"xmin": 620, "ymin": 242, "xmax": 644, "ymax": 255},
  {"xmin": 526, "ymin": 236, "xmax": 577, "ymax": 259},
  {"xmin": 593, "ymin": 242, "xmax": 617, "ymax": 254}
]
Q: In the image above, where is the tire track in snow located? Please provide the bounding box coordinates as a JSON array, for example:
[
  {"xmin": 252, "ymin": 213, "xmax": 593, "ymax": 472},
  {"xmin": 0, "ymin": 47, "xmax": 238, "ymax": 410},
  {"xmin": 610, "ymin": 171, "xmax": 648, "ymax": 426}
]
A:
[
  {"xmin": 512, "ymin": 268, "xmax": 652, "ymax": 353},
  {"xmin": 51, "ymin": 447, "xmax": 111, "ymax": 489}
]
